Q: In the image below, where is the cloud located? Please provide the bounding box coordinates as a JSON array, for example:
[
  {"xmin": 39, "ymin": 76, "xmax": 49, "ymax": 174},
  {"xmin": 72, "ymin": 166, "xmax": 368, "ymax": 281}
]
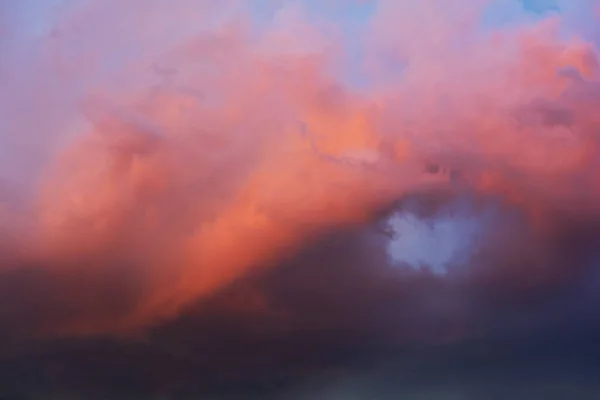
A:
[{"xmin": 1, "ymin": 0, "xmax": 600, "ymax": 397}]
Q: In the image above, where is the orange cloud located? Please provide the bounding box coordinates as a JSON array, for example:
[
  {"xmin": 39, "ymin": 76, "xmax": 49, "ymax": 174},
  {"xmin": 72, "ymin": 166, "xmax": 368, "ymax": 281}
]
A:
[{"xmin": 1, "ymin": 0, "xmax": 600, "ymax": 337}]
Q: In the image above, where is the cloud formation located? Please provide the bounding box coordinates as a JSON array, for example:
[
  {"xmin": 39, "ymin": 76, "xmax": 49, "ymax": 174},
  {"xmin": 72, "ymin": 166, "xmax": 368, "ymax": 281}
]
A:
[{"xmin": 1, "ymin": 0, "xmax": 600, "ymax": 398}]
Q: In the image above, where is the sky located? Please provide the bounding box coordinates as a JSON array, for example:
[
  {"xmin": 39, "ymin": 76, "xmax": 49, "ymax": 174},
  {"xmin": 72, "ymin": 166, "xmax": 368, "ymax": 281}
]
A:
[{"xmin": 1, "ymin": 0, "xmax": 600, "ymax": 399}]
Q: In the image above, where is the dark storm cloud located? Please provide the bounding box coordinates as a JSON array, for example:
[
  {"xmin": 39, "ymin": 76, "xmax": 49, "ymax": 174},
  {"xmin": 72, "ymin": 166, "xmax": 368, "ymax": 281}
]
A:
[{"xmin": 2, "ymin": 199, "xmax": 600, "ymax": 399}]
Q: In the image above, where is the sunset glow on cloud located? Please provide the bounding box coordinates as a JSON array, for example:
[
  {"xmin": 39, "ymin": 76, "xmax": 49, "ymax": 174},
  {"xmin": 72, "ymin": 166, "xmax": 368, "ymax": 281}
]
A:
[{"xmin": 1, "ymin": 1, "xmax": 600, "ymax": 398}]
